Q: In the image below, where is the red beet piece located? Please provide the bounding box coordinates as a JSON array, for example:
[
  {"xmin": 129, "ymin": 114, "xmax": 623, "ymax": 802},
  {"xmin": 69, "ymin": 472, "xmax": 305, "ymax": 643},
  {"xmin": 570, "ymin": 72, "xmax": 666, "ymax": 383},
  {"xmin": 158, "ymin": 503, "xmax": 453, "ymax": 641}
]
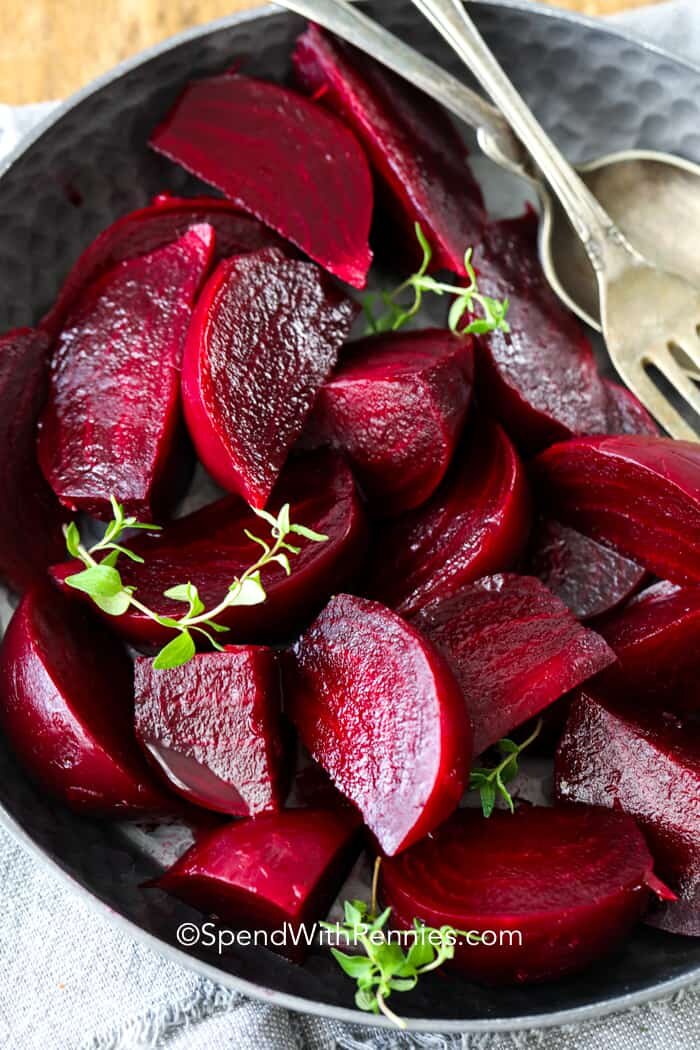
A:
[
  {"xmin": 412, "ymin": 574, "xmax": 616, "ymax": 756},
  {"xmin": 134, "ymin": 647, "xmax": 287, "ymax": 816},
  {"xmin": 150, "ymin": 74, "xmax": 373, "ymax": 288},
  {"xmin": 38, "ymin": 224, "xmax": 215, "ymax": 520},
  {"xmin": 381, "ymin": 805, "xmax": 656, "ymax": 983},
  {"xmin": 523, "ymin": 517, "xmax": 646, "ymax": 622},
  {"xmin": 286, "ymin": 593, "xmax": 471, "ymax": 856},
  {"xmin": 152, "ymin": 808, "xmax": 362, "ymax": 958},
  {"xmin": 556, "ymin": 688, "xmax": 699, "ymax": 935},
  {"xmin": 305, "ymin": 328, "xmax": 474, "ymax": 514},
  {"xmin": 369, "ymin": 415, "xmax": 531, "ymax": 616},
  {"xmin": 0, "ymin": 586, "xmax": 171, "ymax": 816},
  {"xmin": 0, "ymin": 328, "xmax": 66, "ymax": 592},
  {"xmin": 182, "ymin": 247, "xmax": 358, "ymax": 507},
  {"xmin": 535, "ymin": 435, "xmax": 700, "ymax": 585},
  {"xmin": 52, "ymin": 451, "xmax": 367, "ymax": 648},
  {"xmin": 293, "ymin": 25, "xmax": 485, "ymax": 277},
  {"xmin": 603, "ymin": 379, "xmax": 660, "ymax": 436}
]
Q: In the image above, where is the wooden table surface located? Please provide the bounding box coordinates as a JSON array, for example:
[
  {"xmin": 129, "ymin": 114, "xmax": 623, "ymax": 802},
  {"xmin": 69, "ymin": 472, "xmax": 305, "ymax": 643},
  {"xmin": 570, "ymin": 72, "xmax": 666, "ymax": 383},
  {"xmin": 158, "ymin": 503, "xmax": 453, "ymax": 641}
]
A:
[{"xmin": 0, "ymin": 0, "xmax": 662, "ymax": 105}]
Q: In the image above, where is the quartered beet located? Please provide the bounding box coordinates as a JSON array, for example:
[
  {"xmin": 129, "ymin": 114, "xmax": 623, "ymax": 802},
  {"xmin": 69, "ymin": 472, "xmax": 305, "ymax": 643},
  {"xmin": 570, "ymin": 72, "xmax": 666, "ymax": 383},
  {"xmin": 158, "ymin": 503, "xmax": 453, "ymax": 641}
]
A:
[
  {"xmin": 293, "ymin": 25, "xmax": 485, "ymax": 276},
  {"xmin": 535, "ymin": 435, "xmax": 700, "ymax": 585},
  {"xmin": 182, "ymin": 248, "xmax": 358, "ymax": 507},
  {"xmin": 52, "ymin": 451, "xmax": 367, "ymax": 648},
  {"xmin": 369, "ymin": 415, "xmax": 531, "ymax": 616},
  {"xmin": 0, "ymin": 586, "xmax": 170, "ymax": 816},
  {"xmin": 152, "ymin": 808, "xmax": 362, "ymax": 958},
  {"xmin": 556, "ymin": 688, "xmax": 698, "ymax": 935},
  {"xmin": 412, "ymin": 574, "xmax": 616, "ymax": 756},
  {"xmin": 134, "ymin": 648, "xmax": 287, "ymax": 816},
  {"xmin": 305, "ymin": 328, "xmax": 474, "ymax": 514},
  {"xmin": 150, "ymin": 74, "xmax": 373, "ymax": 288},
  {"xmin": 381, "ymin": 806, "xmax": 656, "ymax": 983},
  {"xmin": 286, "ymin": 594, "xmax": 471, "ymax": 856},
  {"xmin": 0, "ymin": 328, "xmax": 66, "ymax": 592},
  {"xmin": 603, "ymin": 379, "xmax": 660, "ymax": 436},
  {"xmin": 38, "ymin": 224, "xmax": 215, "ymax": 520}
]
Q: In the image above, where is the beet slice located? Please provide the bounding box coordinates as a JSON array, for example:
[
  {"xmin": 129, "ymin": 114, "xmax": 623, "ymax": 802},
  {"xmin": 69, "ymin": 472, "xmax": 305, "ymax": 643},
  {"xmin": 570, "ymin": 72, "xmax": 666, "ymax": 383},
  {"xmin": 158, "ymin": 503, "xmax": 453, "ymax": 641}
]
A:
[
  {"xmin": 368, "ymin": 415, "xmax": 531, "ymax": 616},
  {"xmin": 152, "ymin": 808, "xmax": 362, "ymax": 959},
  {"xmin": 150, "ymin": 74, "xmax": 373, "ymax": 288},
  {"xmin": 523, "ymin": 517, "xmax": 646, "ymax": 622},
  {"xmin": 52, "ymin": 451, "xmax": 367, "ymax": 648},
  {"xmin": 286, "ymin": 593, "xmax": 471, "ymax": 856},
  {"xmin": 305, "ymin": 328, "xmax": 474, "ymax": 514},
  {"xmin": 603, "ymin": 379, "xmax": 660, "ymax": 437},
  {"xmin": 182, "ymin": 247, "xmax": 358, "ymax": 507},
  {"xmin": 293, "ymin": 25, "xmax": 485, "ymax": 277},
  {"xmin": 381, "ymin": 805, "xmax": 656, "ymax": 983},
  {"xmin": 0, "ymin": 586, "xmax": 171, "ymax": 816},
  {"xmin": 0, "ymin": 328, "xmax": 66, "ymax": 592},
  {"xmin": 556, "ymin": 688, "xmax": 699, "ymax": 935},
  {"xmin": 38, "ymin": 224, "xmax": 215, "ymax": 521},
  {"xmin": 412, "ymin": 574, "xmax": 616, "ymax": 756},
  {"xmin": 534, "ymin": 435, "xmax": 700, "ymax": 585}
]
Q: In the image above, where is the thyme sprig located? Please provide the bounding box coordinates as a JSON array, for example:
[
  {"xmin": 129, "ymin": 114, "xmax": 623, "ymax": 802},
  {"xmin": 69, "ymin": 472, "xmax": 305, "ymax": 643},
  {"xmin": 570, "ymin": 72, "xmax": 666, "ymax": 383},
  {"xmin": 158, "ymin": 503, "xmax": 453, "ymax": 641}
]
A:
[{"xmin": 469, "ymin": 718, "xmax": 544, "ymax": 818}]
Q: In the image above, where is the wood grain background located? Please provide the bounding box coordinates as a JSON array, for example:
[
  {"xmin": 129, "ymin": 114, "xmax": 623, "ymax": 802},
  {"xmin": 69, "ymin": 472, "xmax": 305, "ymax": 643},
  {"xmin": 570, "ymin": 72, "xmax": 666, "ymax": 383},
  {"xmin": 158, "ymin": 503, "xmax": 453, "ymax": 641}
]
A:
[{"xmin": 0, "ymin": 0, "xmax": 662, "ymax": 105}]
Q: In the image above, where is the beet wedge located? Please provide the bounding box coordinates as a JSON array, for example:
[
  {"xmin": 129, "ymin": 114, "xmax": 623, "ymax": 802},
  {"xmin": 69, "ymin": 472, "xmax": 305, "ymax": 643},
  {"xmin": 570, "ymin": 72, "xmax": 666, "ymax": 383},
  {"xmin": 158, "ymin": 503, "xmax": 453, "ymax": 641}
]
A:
[
  {"xmin": 535, "ymin": 435, "xmax": 700, "ymax": 585},
  {"xmin": 0, "ymin": 586, "xmax": 171, "ymax": 816},
  {"xmin": 412, "ymin": 574, "xmax": 616, "ymax": 756},
  {"xmin": 369, "ymin": 415, "xmax": 531, "ymax": 616},
  {"xmin": 52, "ymin": 451, "xmax": 367, "ymax": 648},
  {"xmin": 182, "ymin": 248, "xmax": 358, "ymax": 507},
  {"xmin": 556, "ymin": 688, "xmax": 698, "ymax": 936},
  {"xmin": 135, "ymin": 648, "xmax": 287, "ymax": 816},
  {"xmin": 305, "ymin": 328, "xmax": 474, "ymax": 514},
  {"xmin": 286, "ymin": 594, "xmax": 471, "ymax": 856},
  {"xmin": 0, "ymin": 328, "xmax": 66, "ymax": 592},
  {"xmin": 381, "ymin": 806, "xmax": 657, "ymax": 983},
  {"xmin": 150, "ymin": 74, "xmax": 373, "ymax": 288},
  {"xmin": 38, "ymin": 224, "xmax": 215, "ymax": 520},
  {"xmin": 293, "ymin": 24, "xmax": 485, "ymax": 277}
]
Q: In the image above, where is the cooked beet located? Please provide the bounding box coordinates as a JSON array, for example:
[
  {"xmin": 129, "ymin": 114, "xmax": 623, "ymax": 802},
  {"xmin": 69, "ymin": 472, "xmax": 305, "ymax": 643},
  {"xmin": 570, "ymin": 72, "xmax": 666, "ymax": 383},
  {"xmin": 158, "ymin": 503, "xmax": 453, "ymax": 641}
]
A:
[
  {"xmin": 38, "ymin": 224, "xmax": 215, "ymax": 520},
  {"xmin": 305, "ymin": 328, "xmax": 474, "ymax": 514},
  {"xmin": 381, "ymin": 805, "xmax": 656, "ymax": 983},
  {"xmin": 523, "ymin": 518, "xmax": 646, "ymax": 622},
  {"xmin": 0, "ymin": 328, "xmax": 66, "ymax": 592},
  {"xmin": 134, "ymin": 647, "xmax": 287, "ymax": 816},
  {"xmin": 555, "ymin": 688, "xmax": 699, "ymax": 935},
  {"xmin": 603, "ymin": 379, "xmax": 660, "ymax": 436},
  {"xmin": 293, "ymin": 25, "xmax": 485, "ymax": 276},
  {"xmin": 182, "ymin": 248, "xmax": 357, "ymax": 507},
  {"xmin": 368, "ymin": 415, "xmax": 531, "ymax": 616},
  {"xmin": 52, "ymin": 451, "xmax": 367, "ymax": 648},
  {"xmin": 286, "ymin": 593, "xmax": 471, "ymax": 856},
  {"xmin": 534, "ymin": 435, "xmax": 700, "ymax": 585},
  {"xmin": 0, "ymin": 586, "xmax": 171, "ymax": 816},
  {"xmin": 150, "ymin": 74, "xmax": 373, "ymax": 288},
  {"xmin": 412, "ymin": 574, "xmax": 616, "ymax": 756}
]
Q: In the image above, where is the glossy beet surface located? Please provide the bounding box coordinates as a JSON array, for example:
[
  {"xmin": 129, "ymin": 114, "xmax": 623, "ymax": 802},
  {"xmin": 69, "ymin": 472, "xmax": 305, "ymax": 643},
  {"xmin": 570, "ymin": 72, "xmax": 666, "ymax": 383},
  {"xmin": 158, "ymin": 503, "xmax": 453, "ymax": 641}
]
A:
[
  {"xmin": 134, "ymin": 648, "xmax": 287, "ymax": 815},
  {"xmin": 0, "ymin": 586, "xmax": 170, "ymax": 815},
  {"xmin": 535, "ymin": 436, "xmax": 700, "ymax": 585},
  {"xmin": 0, "ymin": 328, "xmax": 66, "ymax": 592},
  {"xmin": 38, "ymin": 224, "xmax": 215, "ymax": 520},
  {"xmin": 150, "ymin": 74, "xmax": 373, "ymax": 288},
  {"xmin": 293, "ymin": 25, "xmax": 485, "ymax": 277},
  {"xmin": 556, "ymin": 689, "xmax": 700, "ymax": 936},
  {"xmin": 52, "ymin": 451, "xmax": 367, "ymax": 647},
  {"xmin": 369, "ymin": 416, "xmax": 531, "ymax": 616},
  {"xmin": 305, "ymin": 328, "xmax": 474, "ymax": 514},
  {"xmin": 286, "ymin": 594, "xmax": 471, "ymax": 856},
  {"xmin": 381, "ymin": 806, "xmax": 655, "ymax": 983},
  {"xmin": 182, "ymin": 248, "xmax": 358, "ymax": 507},
  {"xmin": 412, "ymin": 574, "xmax": 616, "ymax": 756}
]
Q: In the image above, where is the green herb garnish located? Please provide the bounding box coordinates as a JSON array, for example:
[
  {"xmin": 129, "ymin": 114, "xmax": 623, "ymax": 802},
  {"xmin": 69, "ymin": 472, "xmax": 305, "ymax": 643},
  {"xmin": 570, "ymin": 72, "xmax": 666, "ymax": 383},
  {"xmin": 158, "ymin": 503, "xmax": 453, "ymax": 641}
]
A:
[{"xmin": 469, "ymin": 718, "xmax": 543, "ymax": 818}]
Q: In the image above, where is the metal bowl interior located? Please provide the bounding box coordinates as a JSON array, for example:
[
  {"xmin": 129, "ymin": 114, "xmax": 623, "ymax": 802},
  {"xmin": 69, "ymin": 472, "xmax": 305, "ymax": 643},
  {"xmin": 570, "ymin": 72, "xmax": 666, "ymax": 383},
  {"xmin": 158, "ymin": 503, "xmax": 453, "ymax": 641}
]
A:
[{"xmin": 1, "ymin": 0, "xmax": 700, "ymax": 1032}]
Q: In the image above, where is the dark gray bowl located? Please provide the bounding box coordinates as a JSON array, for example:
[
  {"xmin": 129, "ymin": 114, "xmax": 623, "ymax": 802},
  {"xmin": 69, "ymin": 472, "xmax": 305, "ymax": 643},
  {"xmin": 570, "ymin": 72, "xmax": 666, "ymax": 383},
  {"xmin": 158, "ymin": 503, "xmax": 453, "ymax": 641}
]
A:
[{"xmin": 1, "ymin": 0, "xmax": 699, "ymax": 1033}]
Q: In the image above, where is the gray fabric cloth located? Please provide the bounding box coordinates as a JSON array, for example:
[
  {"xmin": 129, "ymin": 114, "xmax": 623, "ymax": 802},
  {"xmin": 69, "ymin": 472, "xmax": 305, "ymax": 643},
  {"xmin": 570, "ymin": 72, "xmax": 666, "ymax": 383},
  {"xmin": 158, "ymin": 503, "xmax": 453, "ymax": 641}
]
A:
[{"xmin": 1, "ymin": 2, "xmax": 698, "ymax": 1047}]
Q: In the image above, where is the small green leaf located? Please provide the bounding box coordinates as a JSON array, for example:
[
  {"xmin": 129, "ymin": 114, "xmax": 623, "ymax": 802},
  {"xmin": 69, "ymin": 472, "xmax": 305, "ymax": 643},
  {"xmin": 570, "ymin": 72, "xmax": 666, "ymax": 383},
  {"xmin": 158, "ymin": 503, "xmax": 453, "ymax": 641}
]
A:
[
  {"xmin": 330, "ymin": 949, "xmax": 374, "ymax": 979},
  {"xmin": 448, "ymin": 295, "xmax": 468, "ymax": 333},
  {"xmin": 92, "ymin": 589, "xmax": 133, "ymax": 617},
  {"xmin": 153, "ymin": 630, "xmax": 196, "ymax": 670},
  {"xmin": 228, "ymin": 574, "xmax": 266, "ymax": 607},
  {"xmin": 405, "ymin": 936, "xmax": 435, "ymax": 970},
  {"xmin": 64, "ymin": 521, "xmax": 82, "ymax": 559},
  {"xmin": 272, "ymin": 553, "xmax": 291, "ymax": 576},
  {"xmin": 251, "ymin": 506, "xmax": 279, "ymax": 530},
  {"xmin": 369, "ymin": 907, "xmax": 392, "ymax": 933},
  {"xmin": 277, "ymin": 503, "xmax": 291, "ymax": 536},
  {"xmin": 163, "ymin": 582, "xmax": 204, "ymax": 617},
  {"xmin": 290, "ymin": 523, "xmax": 329, "ymax": 542},
  {"xmin": 243, "ymin": 530, "xmax": 271, "ymax": 556},
  {"xmin": 389, "ymin": 977, "xmax": 417, "ymax": 993},
  {"xmin": 344, "ymin": 900, "xmax": 364, "ymax": 927},
  {"xmin": 414, "ymin": 222, "xmax": 433, "ymax": 273},
  {"xmin": 480, "ymin": 780, "xmax": 497, "ymax": 819},
  {"xmin": 373, "ymin": 942, "xmax": 406, "ymax": 980},
  {"xmin": 65, "ymin": 564, "xmax": 124, "ymax": 600},
  {"xmin": 497, "ymin": 738, "xmax": 519, "ymax": 755},
  {"xmin": 355, "ymin": 987, "xmax": 378, "ymax": 1013}
]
